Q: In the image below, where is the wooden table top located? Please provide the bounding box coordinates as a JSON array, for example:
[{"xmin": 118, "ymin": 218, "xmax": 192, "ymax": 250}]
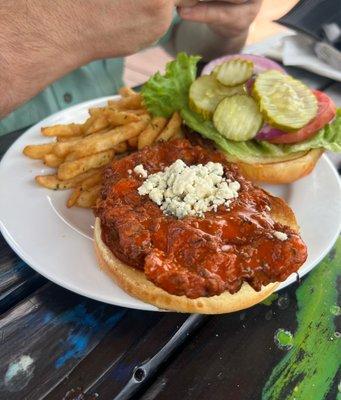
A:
[{"xmin": 0, "ymin": 66, "xmax": 340, "ymax": 400}]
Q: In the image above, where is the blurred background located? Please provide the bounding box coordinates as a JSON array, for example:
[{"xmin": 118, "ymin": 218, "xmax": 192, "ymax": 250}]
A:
[
  {"xmin": 124, "ymin": 0, "xmax": 341, "ymax": 169},
  {"xmin": 124, "ymin": 0, "xmax": 299, "ymax": 86}
]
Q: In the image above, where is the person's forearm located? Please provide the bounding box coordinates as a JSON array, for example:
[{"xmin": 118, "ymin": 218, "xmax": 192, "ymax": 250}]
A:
[
  {"xmin": 0, "ymin": 1, "xmax": 93, "ymax": 118},
  {"xmin": 172, "ymin": 20, "xmax": 248, "ymax": 61},
  {"xmin": 0, "ymin": 43, "xmax": 88, "ymax": 118}
]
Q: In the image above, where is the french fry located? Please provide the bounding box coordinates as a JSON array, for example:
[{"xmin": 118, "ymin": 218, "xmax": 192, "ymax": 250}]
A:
[
  {"xmin": 88, "ymin": 107, "xmax": 105, "ymax": 117},
  {"xmin": 35, "ymin": 168, "xmax": 103, "ymax": 190},
  {"xmin": 76, "ymin": 184, "xmax": 102, "ymax": 208},
  {"xmin": 138, "ymin": 116, "xmax": 168, "ymax": 149},
  {"xmin": 67, "ymin": 171, "xmax": 103, "ymax": 207},
  {"xmin": 64, "ymin": 152, "xmax": 79, "ymax": 162},
  {"xmin": 80, "ymin": 171, "xmax": 103, "ymax": 190},
  {"xmin": 53, "ymin": 137, "xmax": 83, "ymax": 158},
  {"xmin": 70, "ymin": 115, "xmax": 150, "ymax": 159},
  {"xmin": 64, "ymin": 140, "xmax": 121, "ymax": 162},
  {"xmin": 125, "ymin": 109, "xmax": 148, "ymax": 116},
  {"xmin": 128, "ymin": 136, "xmax": 138, "ymax": 148},
  {"xmin": 53, "ymin": 115, "xmax": 148, "ymax": 159},
  {"xmin": 119, "ymin": 87, "xmax": 137, "ymax": 97},
  {"xmin": 23, "ymin": 143, "xmax": 55, "ymax": 159},
  {"xmin": 41, "ymin": 123, "xmax": 82, "ymax": 137},
  {"xmin": 113, "ymin": 141, "xmax": 128, "ymax": 154},
  {"xmin": 57, "ymin": 135, "xmax": 83, "ymax": 142},
  {"xmin": 88, "ymin": 108, "xmax": 139, "ymax": 125},
  {"xmin": 157, "ymin": 112, "xmax": 182, "ymax": 142},
  {"xmin": 43, "ymin": 153, "xmax": 64, "ymax": 168},
  {"xmin": 105, "ymin": 110, "xmax": 140, "ymax": 125},
  {"xmin": 173, "ymin": 128, "xmax": 185, "ymax": 139},
  {"xmin": 81, "ymin": 115, "xmax": 96, "ymax": 133},
  {"xmin": 67, "ymin": 187, "xmax": 81, "ymax": 208},
  {"xmin": 108, "ymin": 94, "xmax": 142, "ymax": 110},
  {"xmin": 84, "ymin": 116, "xmax": 109, "ymax": 135},
  {"xmin": 58, "ymin": 149, "xmax": 114, "ymax": 180}
]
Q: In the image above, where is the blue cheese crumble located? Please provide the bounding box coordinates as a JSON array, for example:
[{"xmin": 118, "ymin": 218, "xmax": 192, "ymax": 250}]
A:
[
  {"xmin": 133, "ymin": 164, "xmax": 148, "ymax": 178},
  {"xmin": 137, "ymin": 159, "xmax": 240, "ymax": 218},
  {"xmin": 273, "ymin": 231, "xmax": 288, "ymax": 241}
]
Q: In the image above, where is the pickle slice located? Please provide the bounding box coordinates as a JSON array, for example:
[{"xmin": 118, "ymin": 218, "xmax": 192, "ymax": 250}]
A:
[
  {"xmin": 213, "ymin": 94, "xmax": 263, "ymax": 141},
  {"xmin": 253, "ymin": 70, "xmax": 318, "ymax": 131},
  {"xmin": 189, "ymin": 75, "xmax": 245, "ymax": 119},
  {"xmin": 212, "ymin": 59, "xmax": 254, "ymax": 86}
]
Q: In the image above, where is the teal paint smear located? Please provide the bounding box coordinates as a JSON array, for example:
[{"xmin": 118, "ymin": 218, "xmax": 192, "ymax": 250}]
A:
[
  {"xmin": 262, "ymin": 238, "xmax": 341, "ymax": 400},
  {"xmin": 55, "ymin": 304, "xmax": 125, "ymax": 368}
]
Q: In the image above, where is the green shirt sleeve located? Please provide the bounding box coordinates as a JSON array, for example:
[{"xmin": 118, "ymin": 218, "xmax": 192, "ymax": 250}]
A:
[{"xmin": 0, "ymin": 58, "xmax": 124, "ymax": 136}]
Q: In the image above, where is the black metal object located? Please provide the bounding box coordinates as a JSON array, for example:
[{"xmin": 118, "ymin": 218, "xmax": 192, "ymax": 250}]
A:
[{"xmin": 113, "ymin": 314, "xmax": 207, "ymax": 400}]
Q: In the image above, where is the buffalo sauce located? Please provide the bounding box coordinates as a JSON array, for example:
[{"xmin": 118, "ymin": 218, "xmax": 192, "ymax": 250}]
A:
[{"xmin": 95, "ymin": 139, "xmax": 307, "ymax": 299}]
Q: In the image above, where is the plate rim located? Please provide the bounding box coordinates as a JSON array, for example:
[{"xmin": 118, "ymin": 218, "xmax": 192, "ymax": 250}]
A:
[{"xmin": 277, "ymin": 154, "xmax": 341, "ymax": 290}]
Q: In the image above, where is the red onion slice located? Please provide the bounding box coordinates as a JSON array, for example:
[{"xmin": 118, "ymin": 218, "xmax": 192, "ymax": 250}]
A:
[
  {"xmin": 202, "ymin": 54, "xmax": 286, "ymax": 76},
  {"xmin": 255, "ymin": 124, "xmax": 287, "ymax": 141},
  {"xmin": 246, "ymin": 78, "xmax": 255, "ymax": 94}
]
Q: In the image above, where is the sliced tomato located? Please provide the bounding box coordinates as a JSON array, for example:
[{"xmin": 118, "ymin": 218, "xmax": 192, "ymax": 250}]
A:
[{"xmin": 268, "ymin": 90, "xmax": 336, "ymax": 144}]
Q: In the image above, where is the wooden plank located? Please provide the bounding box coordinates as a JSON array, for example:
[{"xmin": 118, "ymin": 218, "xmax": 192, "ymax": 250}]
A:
[
  {"xmin": 247, "ymin": 0, "xmax": 299, "ymax": 45},
  {"xmin": 0, "ymin": 234, "xmax": 46, "ymax": 314},
  {"xmin": 0, "ymin": 129, "xmax": 25, "ymax": 159},
  {"xmin": 0, "ymin": 283, "xmax": 127, "ymax": 399}
]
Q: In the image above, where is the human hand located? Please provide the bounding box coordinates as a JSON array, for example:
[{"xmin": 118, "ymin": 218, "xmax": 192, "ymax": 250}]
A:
[
  {"xmin": 83, "ymin": 0, "xmax": 179, "ymax": 58},
  {"xmin": 177, "ymin": 0, "xmax": 262, "ymax": 39}
]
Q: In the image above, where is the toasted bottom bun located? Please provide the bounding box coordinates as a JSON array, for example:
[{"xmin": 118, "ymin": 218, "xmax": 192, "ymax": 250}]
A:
[
  {"xmin": 94, "ymin": 194, "xmax": 298, "ymax": 314},
  {"xmin": 236, "ymin": 148, "xmax": 324, "ymax": 184}
]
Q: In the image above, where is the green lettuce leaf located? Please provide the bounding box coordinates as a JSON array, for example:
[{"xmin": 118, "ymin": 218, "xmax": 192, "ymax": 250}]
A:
[
  {"xmin": 183, "ymin": 107, "xmax": 341, "ymax": 163},
  {"xmin": 141, "ymin": 52, "xmax": 201, "ymax": 117},
  {"xmin": 141, "ymin": 53, "xmax": 341, "ymax": 162}
]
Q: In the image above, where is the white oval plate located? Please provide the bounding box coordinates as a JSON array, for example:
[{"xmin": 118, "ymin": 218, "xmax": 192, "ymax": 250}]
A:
[{"xmin": 0, "ymin": 96, "xmax": 340, "ymax": 312}]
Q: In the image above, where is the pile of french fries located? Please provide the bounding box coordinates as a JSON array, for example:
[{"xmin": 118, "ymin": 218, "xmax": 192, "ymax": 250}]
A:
[{"xmin": 23, "ymin": 88, "xmax": 183, "ymax": 208}]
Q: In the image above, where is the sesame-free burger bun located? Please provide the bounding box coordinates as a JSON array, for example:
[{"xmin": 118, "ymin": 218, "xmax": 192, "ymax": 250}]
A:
[
  {"xmin": 236, "ymin": 148, "xmax": 324, "ymax": 184},
  {"xmin": 94, "ymin": 194, "xmax": 298, "ymax": 314}
]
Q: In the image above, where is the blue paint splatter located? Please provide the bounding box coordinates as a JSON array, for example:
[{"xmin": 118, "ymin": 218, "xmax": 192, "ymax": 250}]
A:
[
  {"xmin": 55, "ymin": 334, "xmax": 89, "ymax": 368},
  {"xmin": 55, "ymin": 304, "xmax": 125, "ymax": 368},
  {"xmin": 43, "ymin": 312, "xmax": 54, "ymax": 324}
]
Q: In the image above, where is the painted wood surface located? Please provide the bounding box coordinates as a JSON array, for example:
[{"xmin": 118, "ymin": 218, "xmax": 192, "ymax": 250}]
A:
[
  {"xmin": 0, "ymin": 281, "xmax": 192, "ymax": 399},
  {"xmin": 0, "ymin": 231, "xmax": 46, "ymax": 315}
]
